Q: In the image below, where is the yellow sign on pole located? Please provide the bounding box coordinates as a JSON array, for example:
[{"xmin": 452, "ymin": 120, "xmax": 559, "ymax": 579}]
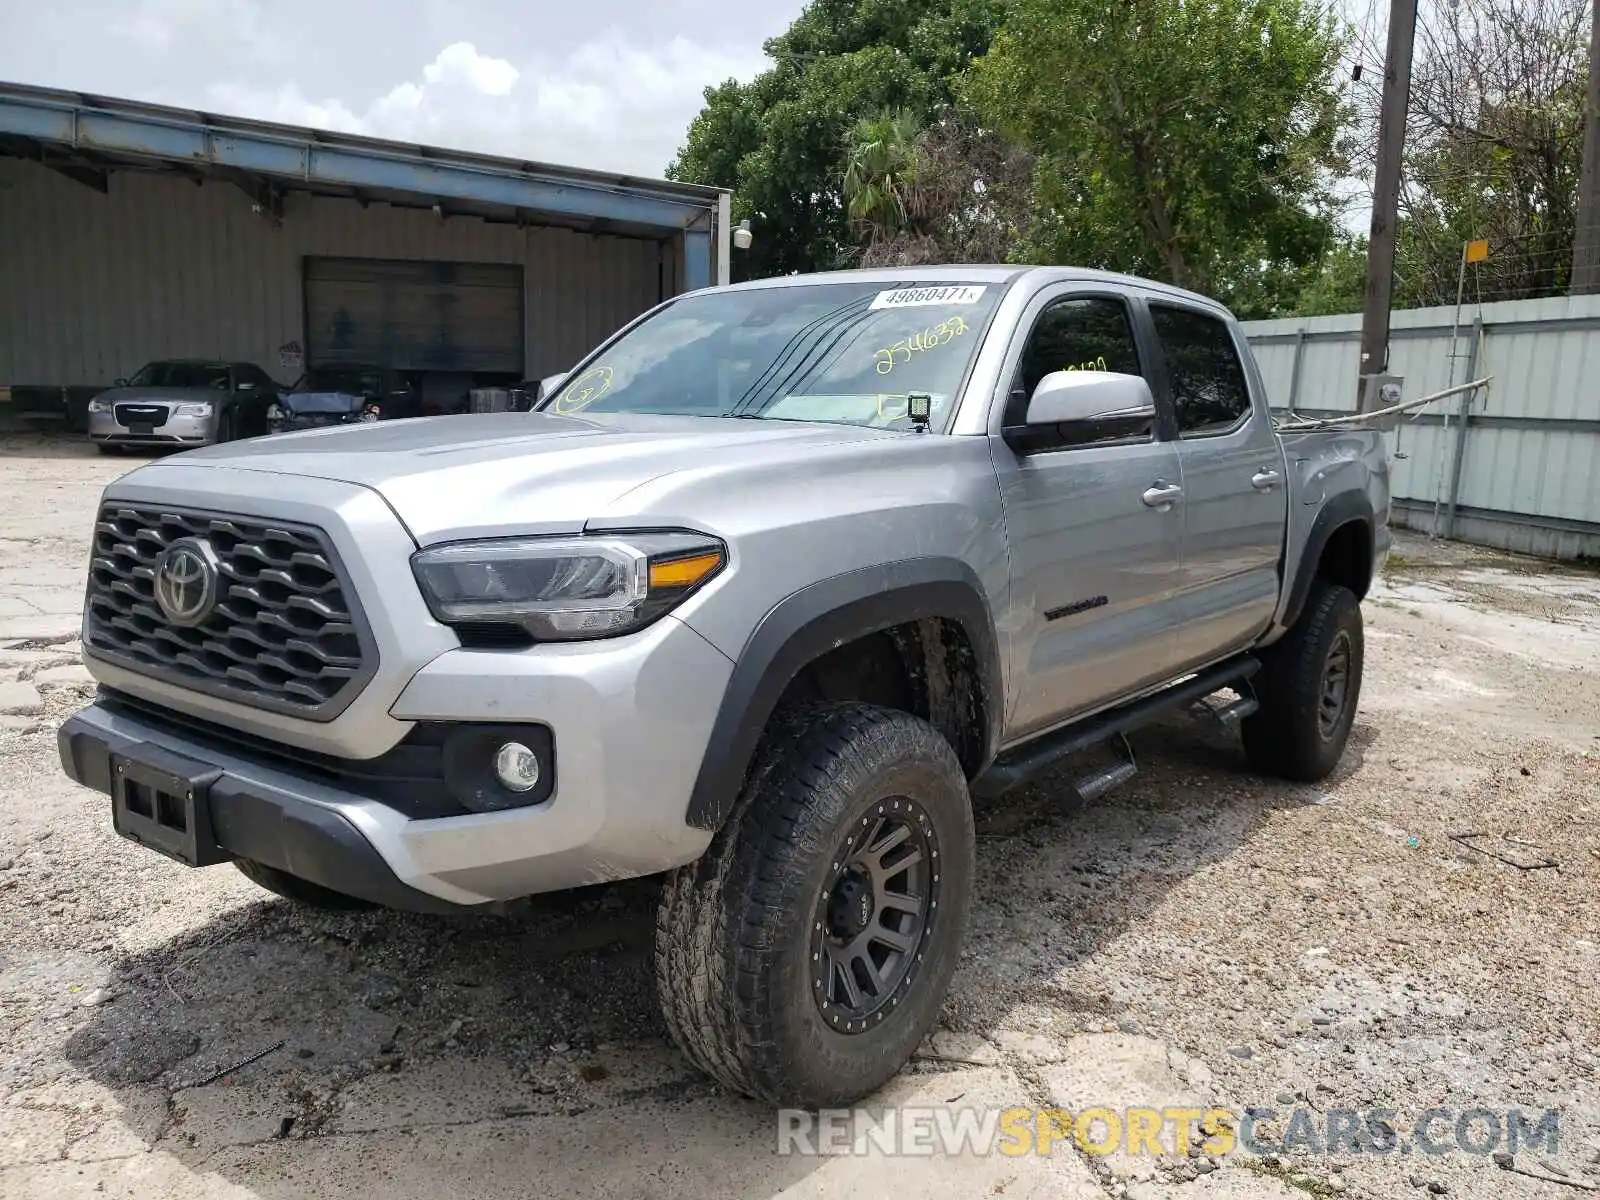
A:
[{"xmin": 1465, "ymin": 238, "xmax": 1489, "ymax": 264}]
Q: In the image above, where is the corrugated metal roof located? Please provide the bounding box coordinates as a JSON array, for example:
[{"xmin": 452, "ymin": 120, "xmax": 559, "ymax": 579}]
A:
[{"xmin": 0, "ymin": 79, "xmax": 724, "ymax": 234}]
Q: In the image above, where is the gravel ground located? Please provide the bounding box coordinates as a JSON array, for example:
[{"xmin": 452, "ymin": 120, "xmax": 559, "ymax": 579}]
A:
[{"xmin": 1, "ymin": 432, "xmax": 1597, "ymax": 1200}]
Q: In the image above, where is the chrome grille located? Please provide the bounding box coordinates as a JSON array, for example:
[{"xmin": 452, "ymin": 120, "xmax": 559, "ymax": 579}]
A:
[
  {"xmin": 86, "ymin": 505, "xmax": 375, "ymax": 720},
  {"xmin": 113, "ymin": 404, "xmax": 169, "ymax": 428}
]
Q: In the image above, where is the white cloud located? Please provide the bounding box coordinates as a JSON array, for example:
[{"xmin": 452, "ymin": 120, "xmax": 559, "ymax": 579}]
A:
[
  {"xmin": 423, "ymin": 42, "xmax": 519, "ymax": 97},
  {"xmin": 207, "ymin": 32, "xmax": 764, "ymax": 177}
]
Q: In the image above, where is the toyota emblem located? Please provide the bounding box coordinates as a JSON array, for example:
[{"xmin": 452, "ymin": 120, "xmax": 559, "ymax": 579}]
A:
[{"xmin": 153, "ymin": 538, "xmax": 220, "ymax": 627}]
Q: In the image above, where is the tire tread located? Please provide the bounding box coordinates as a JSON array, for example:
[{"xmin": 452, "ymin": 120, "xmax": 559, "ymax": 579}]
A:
[
  {"xmin": 1242, "ymin": 579, "xmax": 1363, "ymax": 781},
  {"xmin": 655, "ymin": 702, "xmax": 971, "ymax": 1106}
]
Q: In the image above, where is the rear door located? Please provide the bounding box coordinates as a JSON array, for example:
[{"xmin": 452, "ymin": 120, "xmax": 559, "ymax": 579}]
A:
[
  {"xmin": 988, "ymin": 287, "xmax": 1186, "ymax": 741},
  {"xmin": 1144, "ymin": 301, "xmax": 1289, "ymax": 670}
]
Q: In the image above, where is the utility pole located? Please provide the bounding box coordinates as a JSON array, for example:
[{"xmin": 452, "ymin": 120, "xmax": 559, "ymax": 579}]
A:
[
  {"xmin": 1571, "ymin": 0, "xmax": 1600, "ymax": 294},
  {"xmin": 1357, "ymin": 0, "xmax": 1418, "ymax": 409}
]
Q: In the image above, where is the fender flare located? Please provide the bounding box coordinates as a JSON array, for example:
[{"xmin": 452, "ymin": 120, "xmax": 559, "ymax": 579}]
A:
[
  {"xmin": 684, "ymin": 558, "xmax": 1003, "ymax": 832},
  {"xmin": 1281, "ymin": 490, "xmax": 1374, "ymax": 630}
]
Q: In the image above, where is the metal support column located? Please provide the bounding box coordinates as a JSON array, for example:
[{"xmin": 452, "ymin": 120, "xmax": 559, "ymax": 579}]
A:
[
  {"xmin": 1442, "ymin": 316, "xmax": 1484, "ymax": 540},
  {"xmin": 1286, "ymin": 328, "xmax": 1308, "ymax": 413}
]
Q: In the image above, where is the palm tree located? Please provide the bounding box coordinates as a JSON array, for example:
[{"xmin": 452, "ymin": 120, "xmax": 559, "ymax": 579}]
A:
[{"xmin": 843, "ymin": 110, "xmax": 924, "ymax": 243}]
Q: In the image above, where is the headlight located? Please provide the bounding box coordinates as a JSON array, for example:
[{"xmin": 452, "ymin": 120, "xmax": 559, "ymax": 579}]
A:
[
  {"xmin": 173, "ymin": 402, "xmax": 213, "ymax": 417},
  {"xmin": 360, "ymin": 403, "xmax": 381, "ymax": 422},
  {"xmin": 87, "ymin": 396, "xmax": 111, "ymax": 414},
  {"xmin": 411, "ymin": 532, "xmax": 725, "ymax": 641},
  {"xmin": 266, "ymin": 403, "xmax": 286, "ymax": 421}
]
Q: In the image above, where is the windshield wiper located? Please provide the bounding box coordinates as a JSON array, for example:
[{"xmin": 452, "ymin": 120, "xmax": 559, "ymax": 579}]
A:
[{"xmin": 729, "ymin": 295, "xmax": 876, "ymax": 417}]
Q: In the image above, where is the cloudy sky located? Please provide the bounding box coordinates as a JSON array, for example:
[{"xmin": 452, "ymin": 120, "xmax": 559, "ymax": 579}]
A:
[{"xmin": 0, "ymin": 0, "xmax": 802, "ymax": 177}]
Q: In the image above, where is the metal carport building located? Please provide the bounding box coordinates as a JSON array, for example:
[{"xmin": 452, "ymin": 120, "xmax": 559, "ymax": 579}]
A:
[{"xmin": 0, "ymin": 81, "xmax": 729, "ymax": 424}]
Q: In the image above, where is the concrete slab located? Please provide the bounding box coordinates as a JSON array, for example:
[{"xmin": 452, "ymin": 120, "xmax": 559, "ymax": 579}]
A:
[
  {"xmin": 0, "ymin": 679, "xmax": 43, "ymax": 715},
  {"xmin": 1038, "ymin": 1033, "xmax": 1218, "ymax": 1182},
  {"xmin": 1125, "ymin": 1165, "xmax": 1312, "ymax": 1199},
  {"xmin": 33, "ymin": 662, "xmax": 93, "ymax": 690}
]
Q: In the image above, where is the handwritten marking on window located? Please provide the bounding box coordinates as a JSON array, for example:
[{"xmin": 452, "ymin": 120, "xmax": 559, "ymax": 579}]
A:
[
  {"xmin": 1064, "ymin": 356, "xmax": 1109, "ymax": 373},
  {"xmin": 553, "ymin": 365, "xmax": 613, "ymax": 414},
  {"xmin": 873, "ymin": 316, "xmax": 970, "ymax": 376}
]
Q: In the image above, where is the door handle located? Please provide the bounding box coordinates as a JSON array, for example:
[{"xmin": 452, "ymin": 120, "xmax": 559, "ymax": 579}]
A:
[
  {"xmin": 1251, "ymin": 469, "xmax": 1282, "ymax": 491},
  {"xmin": 1142, "ymin": 481, "xmax": 1183, "ymax": 510}
]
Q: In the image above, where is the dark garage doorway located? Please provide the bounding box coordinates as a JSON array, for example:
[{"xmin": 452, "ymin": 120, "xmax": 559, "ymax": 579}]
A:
[{"xmin": 303, "ymin": 257, "xmax": 525, "ymax": 376}]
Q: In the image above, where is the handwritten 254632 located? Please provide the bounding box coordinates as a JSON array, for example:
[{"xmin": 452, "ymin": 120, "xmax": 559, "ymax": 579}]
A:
[{"xmin": 874, "ymin": 316, "xmax": 970, "ymax": 376}]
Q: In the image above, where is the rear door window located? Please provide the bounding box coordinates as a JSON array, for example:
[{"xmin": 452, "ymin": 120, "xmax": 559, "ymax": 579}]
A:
[{"xmin": 1148, "ymin": 305, "xmax": 1252, "ymax": 436}]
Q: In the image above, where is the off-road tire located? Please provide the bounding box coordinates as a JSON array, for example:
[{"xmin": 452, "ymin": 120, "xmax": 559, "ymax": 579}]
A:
[
  {"xmin": 1242, "ymin": 579, "xmax": 1363, "ymax": 782},
  {"xmin": 654, "ymin": 702, "xmax": 975, "ymax": 1107},
  {"xmin": 233, "ymin": 858, "xmax": 375, "ymax": 910}
]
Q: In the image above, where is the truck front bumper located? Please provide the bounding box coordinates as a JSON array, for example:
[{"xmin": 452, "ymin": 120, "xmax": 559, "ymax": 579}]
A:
[
  {"xmin": 59, "ymin": 707, "xmax": 469, "ymax": 912},
  {"xmin": 60, "ymin": 614, "xmax": 734, "ymax": 909}
]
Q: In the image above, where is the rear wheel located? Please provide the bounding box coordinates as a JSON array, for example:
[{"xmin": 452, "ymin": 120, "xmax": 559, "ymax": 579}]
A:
[
  {"xmin": 234, "ymin": 858, "xmax": 375, "ymax": 910},
  {"xmin": 1242, "ymin": 579, "xmax": 1364, "ymax": 781},
  {"xmin": 654, "ymin": 702, "xmax": 975, "ymax": 1107}
]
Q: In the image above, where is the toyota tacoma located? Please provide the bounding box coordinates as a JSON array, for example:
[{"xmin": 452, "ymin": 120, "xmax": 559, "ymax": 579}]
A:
[{"xmin": 59, "ymin": 267, "xmax": 1390, "ymax": 1107}]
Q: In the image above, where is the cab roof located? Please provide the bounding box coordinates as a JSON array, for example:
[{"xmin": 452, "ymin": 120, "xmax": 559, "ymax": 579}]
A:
[{"xmin": 713, "ymin": 265, "xmax": 1228, "ymax": 314}]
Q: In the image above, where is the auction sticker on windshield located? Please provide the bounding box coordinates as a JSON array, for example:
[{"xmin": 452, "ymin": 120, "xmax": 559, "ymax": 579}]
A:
[{"xmin": 869, "ymin": 285, "xmax": 987, "ymax": 310}]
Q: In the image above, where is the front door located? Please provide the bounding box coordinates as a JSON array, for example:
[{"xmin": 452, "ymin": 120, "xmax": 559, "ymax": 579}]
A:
[
  {"xmin": 1145, "ymin": 302, "xmax": 1290, "ymax": 670},
  {"xmin": 988, "ymin": 289, "xmax": 1185, "ymax": 741}
]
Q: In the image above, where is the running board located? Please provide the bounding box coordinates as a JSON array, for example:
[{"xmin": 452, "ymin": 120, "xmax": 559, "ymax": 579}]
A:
[
  {"xmin": 1071, "ymin": 732, "xmax": 1139, "ymax": 803},
  {"xmin": 1190, "ymin": 685, "xmax": 1260, "ymax": 730},
  {"xmin": 972, "ymin": 657, "xmax": 1260, "ymax": 800}
]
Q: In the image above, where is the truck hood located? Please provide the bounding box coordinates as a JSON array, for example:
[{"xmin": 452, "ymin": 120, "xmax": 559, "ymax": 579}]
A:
[
  {"xmin": 149, "ymin": 411, "xmax": 896, "ymax": 543},
  {"xmin": 278, "ymin": 390, "xmax": 367, "ymax": 415}
]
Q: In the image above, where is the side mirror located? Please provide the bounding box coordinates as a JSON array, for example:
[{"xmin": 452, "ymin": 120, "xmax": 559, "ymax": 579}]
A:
[
  {"xmin": 1005, "ymin": 371, "xmax": 1156, "ymax": 453},
  {"xmin": 114, "ymin": 378, "xmax": 128, "ymax": 387},
  {"xmin": 538, "ymin": 372, "xmax": 569, "ymax": 402}
]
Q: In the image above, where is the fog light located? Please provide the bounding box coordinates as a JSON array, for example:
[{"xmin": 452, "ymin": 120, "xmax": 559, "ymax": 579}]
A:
[
  {"xmin": 493, "ymin": 742, "xmax": 541, "ymax": 792},
  {"xmin": 441, "ymin": 724, "xmax": 554, "ymax": 811}
]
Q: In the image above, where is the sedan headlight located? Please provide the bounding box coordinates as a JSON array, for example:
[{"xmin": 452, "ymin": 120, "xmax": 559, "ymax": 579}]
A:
[
  {"xmin": 411, "ymin": 532, "xmax": 725, "ymax": 641},
  {"xmin": 87, "ymin": 396, "xmax": 111, "ymax": 414},
  {"xmin": 173, "ymin": 402, "xmax": 214, "ymax": 417}
]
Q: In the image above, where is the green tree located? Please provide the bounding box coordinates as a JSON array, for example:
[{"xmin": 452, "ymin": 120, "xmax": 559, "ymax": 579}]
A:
[
  {"xmin": 668, "ymin": 0, "xmax": 1004, "ymax": 278},
  {"xmin": 1377, "ymin": 0, "xmax": 1588, "ymax": 306},
  {"xmin": 1293, "ymin": 233, "xmax": 1369, "ymax": 317},
  {"xmin": 843, "ymin": 109, "xmax": 923, "ymax": 237},
  {"xmin": 842, "ymin": 110, "xmax": 1035, "ymax": 266},
  {"xmin": 966, "ymin": 0, "xmax": 1351, "ymax": 316}
]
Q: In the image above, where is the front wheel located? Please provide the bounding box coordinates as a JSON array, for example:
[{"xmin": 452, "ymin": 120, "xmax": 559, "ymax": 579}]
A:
[
  {"xmin": 1242, "ymin": 579, "xmax": 1364, "ymax": 781},
  {"xmin": 654, "ymin": 702, "xmax": 975, "ymax": 1107}
]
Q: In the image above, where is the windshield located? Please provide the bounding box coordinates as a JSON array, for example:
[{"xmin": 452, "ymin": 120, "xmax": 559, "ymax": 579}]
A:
[
  {"xmin": 538, "ymin": 281, "xmax": 1005, "ymax": 431},
  {"xmin": 299, "ymin": 367, "xmax": 383, "ymax": 394},
  {"xmin": 127, "ymin": 362, "xmax": 230, "ymax": 389}
]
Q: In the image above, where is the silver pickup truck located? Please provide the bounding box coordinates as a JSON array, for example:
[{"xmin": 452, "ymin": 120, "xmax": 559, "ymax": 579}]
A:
[{"xmin": 59, "ymin": 266, "xmax": 1389, "ymax": 1107}]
